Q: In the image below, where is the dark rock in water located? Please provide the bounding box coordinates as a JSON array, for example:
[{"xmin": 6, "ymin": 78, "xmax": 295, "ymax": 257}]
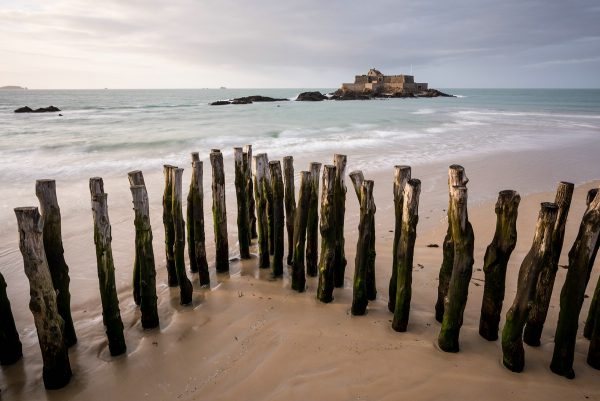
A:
[
  {"xmin": 416, "ymin": 89, "xmax": 454, "ymax": 98},
  {"xmin": 14, "ymin": 105, "xmax": 61, "ymax": 113},
  {"xmin": 330, "ymin": 92, "xmax": 371, "ymax": 101},
  {"xmin": 296, "ymin": 91, "xmax": 328, "ymax": 101},
  {"xmin": 209, "ymin": 95, "xmax": 288, "ymax": 106}
]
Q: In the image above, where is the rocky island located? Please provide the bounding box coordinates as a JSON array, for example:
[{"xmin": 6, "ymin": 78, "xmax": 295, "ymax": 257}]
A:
[{"xmin": 0, "ymin": 85, "xmax": 27, "ymax": 90}]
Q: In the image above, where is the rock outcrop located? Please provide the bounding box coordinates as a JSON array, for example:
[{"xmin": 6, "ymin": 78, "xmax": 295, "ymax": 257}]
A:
[
  {"xmin": 296, "ymin": 91, "xmax": 328, "ymax": 101},
  {"xmin": 14, "ymin": 106, "xmax": 61, "ymax": 113},
  {"xmin": 209, "ymin": 96, "xmax": 288, "ymax": 106}
]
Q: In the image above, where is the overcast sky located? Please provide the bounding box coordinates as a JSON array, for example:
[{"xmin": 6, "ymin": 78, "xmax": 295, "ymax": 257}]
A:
[{"xmin": 1, "ymin": 0, "xmax": 599, "ymax": 89}]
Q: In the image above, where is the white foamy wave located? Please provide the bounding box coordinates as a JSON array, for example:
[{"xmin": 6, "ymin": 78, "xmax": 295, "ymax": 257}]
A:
[{"xmin": 412, "ymin": 108, "xmax": 435, "ymax": 115}]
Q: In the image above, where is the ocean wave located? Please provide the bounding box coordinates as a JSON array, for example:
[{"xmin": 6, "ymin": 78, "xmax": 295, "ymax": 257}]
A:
[
  {"xmin": 456, "ymin": 110, "xmax": 600, "ymax": 120},
  {"xmin": 411, "ymin": 108, "xmax": 436, "ymax": 115}
]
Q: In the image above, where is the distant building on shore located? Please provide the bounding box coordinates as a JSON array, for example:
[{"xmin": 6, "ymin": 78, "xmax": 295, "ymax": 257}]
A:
[{"xmin": 340, "ymin": 68, "xmax": 428, "ymax": 95}]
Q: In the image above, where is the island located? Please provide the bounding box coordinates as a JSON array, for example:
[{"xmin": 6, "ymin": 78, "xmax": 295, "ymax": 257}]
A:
[{"xmin": 1, "ymin": 85, "xmax": 27, "ymax": 90}]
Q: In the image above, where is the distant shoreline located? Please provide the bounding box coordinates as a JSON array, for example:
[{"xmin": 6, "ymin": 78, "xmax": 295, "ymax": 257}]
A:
[{"xmin": 0, "ymin": 85, "xmax": 27, "ymax": 90}]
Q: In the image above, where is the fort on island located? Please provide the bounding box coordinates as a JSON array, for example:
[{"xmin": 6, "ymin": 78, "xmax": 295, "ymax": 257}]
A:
[{"xmin": 340, "ymin": 68, "xmax": 428, "ymax": 95}]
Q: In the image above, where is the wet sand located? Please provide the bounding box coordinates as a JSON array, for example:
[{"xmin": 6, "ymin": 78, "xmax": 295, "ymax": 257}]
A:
[{"xmin": 1, "ymin": 155, "xmax": 600, "ymax": 400}]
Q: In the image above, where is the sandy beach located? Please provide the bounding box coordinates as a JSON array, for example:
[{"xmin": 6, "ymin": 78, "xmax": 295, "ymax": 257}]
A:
[{"xmin": 1, "ymin": 147, "xmax": 599, "ymax": 400}]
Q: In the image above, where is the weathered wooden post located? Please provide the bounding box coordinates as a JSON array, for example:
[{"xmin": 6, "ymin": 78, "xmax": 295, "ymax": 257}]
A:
[
  {"xmin": 551, "ymin": 191, "xmax": 600, "ymax": 378},
  {"xmin": 437, "ymin": 185, "xmax": 475, "ymax": 352},
  {"xmin": 501, "ymin": 202, "xmax": 558, "ymax": 372},
  {"xmin": 253, "ymin": 153, "xmax": 270, "ymax": 268},
  {"xmin": 270, "ymin": 161, "xmax": 285, "ymax": 277},
  {"xmin": 524, "ymin": 182, "xmax": 574, "ymax": 346},
  {"xmin": 389, "ymin": 165, "xmax": 411, "ymax": 312},
  {"xmin": 130, "ymin": 184, "xmax": 160, "ymax": 329},
  {"xmin": 186, "ymin": 155, "xmax": 210, "ymax": 286},
  {"xmin": 306, "ymin": 162, "xmax": 322, "ymax": 277},
  {"xmin": 333, "ymin": 154, "xmax": 348, "ymax": 288},
  {"xmin": 234, "ymin": 147, "xmax": 251, "ymax": 259},
  {"xmin": 351, "ymin": 180, "xmax": 375, "ymax": 316},
  {"xmin": 172, "ymin": 168, "xmax": 193, "ymax": 305},
  {"xmin": 14, "ymin": 207, "xmax": 72, "ymax": 389},
  {"xmin": 265, "ymin": 156, "xmax": 275, "ymax": 257},
  {"xmin": 162, "ymin": 165, "xmax": 178, "ymax": 286},
  {"xmin": 210, "ymin": 149, "xmax": 229, "ymax": 273},
  {"xmin": 0, "ymin": 272, "xmax": 22, "ymax": 365},
  {"xmin": 244, "ymin": 145, "xmax": 258, "ymax": 240},
  {"xmin": 583, "ymin": 188, "xmax": 599, "ymax": 339},
  {"xmin": 317, "ymin": 165, "xmax": 337, "ymax": 303},
  {"xmin": 89, "ymin": 177, "xmax": 126, "ymax": 356},
  {"xmin": 35, "ymin": 179, "xmax": 77, "ymax": 347},
  {"xmin": 128, "ymin": 170, "xmax": 145, "ymax": 304},
  {"xmin": 292, "ymin": 171, "xmax": 312, "ymax": 292},
  {"xmin": 435, "ymin": 165, "xmax": 469, "ymax": 322},
  {"xmin": 283, "ymin": 156, "xmax": 296, "ymax": 265},
  {"xmin": 479, "ymin": 190, "xmax": 520, "ymax": 341},
  {"xmin": 588, "ymin": 296, "xmax": 600, "ymax": 370},
  {"xmin": 392, "ymin": 179, "xmax": 421, "ymax": 331},
  {"xmin": 349, "ymin": 171, "xmax": 377, "ymax": 301}
]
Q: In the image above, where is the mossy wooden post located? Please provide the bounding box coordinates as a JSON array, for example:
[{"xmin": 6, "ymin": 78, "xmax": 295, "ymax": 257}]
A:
[
  {"xmin": 130, "ymin": 185, "xmax": 159, "ymax": 329},
  {"xmin": 283, "ymin": 156, "xmax": 296, "ymax": 266},
  {"xmin": 244, "ymin": 145, "xmax": 258, "ymax": 240},
  {"xmin": 14, "ymin": 207, "xmax": 72, "ymax": 389},
  {"xmin": 550, "ymin": 191, "xmax": 600, "ymax": 379},
  {"xmin": 35, "ymin": 179, "xmax": 77, "ymax": 348},
  {"xmin": 0, "ymin": 272, "xmax": 22, "ymax": 365},
  {"xmin": 172, "ymin": 168, "xmax": 193, "ymax": 305},
  {"xmin": 349, "ymin": 170, "xmax": 377, "ymax": 301},
  {"xmin": 253, "ymin": 153, "xmax": 270, "ymax": 268},
  {"xmin": 333, "ymin": 154, "xmax": 348, "ymax": 288},
  {"xmin": 264, "ymin": 156, "xmax": 275, "ymax": 257},
  {"xmin": 524, "ymin": 182, "xmax": 574, "ymax": 346},
  {"xmin": 306, "ymin": 162, "xmax": 322, "ymax": 277},
  {"xmin": 501, "ymin": 202, "xmax": 558, "ymax": 372},
  {"xmin": 317, "ymin": 165, "xmax": 337, "ymax": 303},
  {"xmin": 89, "ymin": 177, "xmax": 126, "ymax": 356},
  {"xmin": 389, "ymin": 165, "xmax": 411, "ymax": 312},
  {"xmin": 392, "ymin": 179, "xmax": 421, "ymax": 331},
  {"xmin": 128, "ymin": 170, "xmax": 145, "ymax": 304},
  {"xmin": 583, "ymin": 188, "xmax": 599, "ymax": 339},
  {"xmin": 587, "ymin": 294, "xmax": 600, "ymax": 370},
  {"xmin": 435, "ymin": 165, "xmax": 469, "ymax": 322},
  {"xmin": 234, "ymin": 147, "xmax": 251, "ymax": 259},
  {"xmin": 437, "ymin": 185, "xmax": 475, "ymax": 352},
  {"xmin": 270, "ymin": 161, "xmax": 285, "ymax": 277},
  {"xmin": 351, "ymin": 180, "xmax": 375, "ymax": 316},
  {"xmin": 479, "ymin": 190, "xmax": 520, "ymax": 341},
  {"xmin": 210, "ymin": 149, "xmax": 229, "ymax": 273},
  {"xmin": 162, "ymin": 165, "xmax": 178, "ymax": 287},
  {"xmin": 187, "ymin": 153, "xmax": 200, "ymax": 273},
  {"xmin": 292, "ymin": 171, "xmax": 312, "ymax": 292}
]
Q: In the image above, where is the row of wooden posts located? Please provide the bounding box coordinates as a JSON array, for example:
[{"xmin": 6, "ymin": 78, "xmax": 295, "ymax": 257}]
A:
[{"xmin": 1, "ymin": 148, "xmax": 600, "ymax": 390}]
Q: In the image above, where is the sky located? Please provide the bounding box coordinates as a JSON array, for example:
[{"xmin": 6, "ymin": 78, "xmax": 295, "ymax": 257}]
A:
[{"xmin": 1, "ymin": 0, "xmax": 599, "ymax": 89}]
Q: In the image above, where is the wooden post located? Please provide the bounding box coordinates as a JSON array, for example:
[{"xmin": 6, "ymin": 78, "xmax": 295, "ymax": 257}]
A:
[
  {"xmin": 14, "ymin": 207, "xmax": 72, "ymax": 389},
  {"xmin": 234, "ymin": 147, "xmax": 251, "ymax": 259},
  {"xmin": 479, "ymin": 190, "xmax": 520, "ymax": 341},
  {"xmin": 333, "ymin": 154, "xmax": 348, "ymax": 288},
  {"xmin": 437, "ymin": 185, "xmax": 475, "ymax": 352},
  {"xmin": 550, "ymin": 191, "xmax": 600, "ymax": 379},
  {"xmin": 291, "ymin": 171, "xmax": 312, "ymax": 292},
  {"xmin": 392, "ymin": 179, "xmax": 421, "ymax": 331},
  {"xmin": 435, "ymin": 165, "xmax": 469, "ymax": 322},
  {"xmin": 130, "ymin": 185, "xmax": 160, "ymax": 329},
  {"xmin": 253, "ymin": 153, "xmax": 270, "ymax": 268},
  {"xmin": 317, "ymin": 165, "xmax": 337, "ymax": 303},
  {"xmin": 89, "ymin": 177, "xmax": 126, "ymax": 356},
  {"xmin": 306, "ymin": 162, "xmax": 322, "ymax": 277},
  {"xmin": 270, "ymin": 161, "xmax": 285, "ymax": 277},
  {"xmin": 283, "ymin": 156, "xmax": 296, "ymax": 266},
  {"xmin": 583, "ymin": 188, "xmax": 599, "ymax": 339},
  {"xmin": 162, "ymin": 165, "xmax": 178, "ymax": 286},
  {"xmin": 35, "ymin": 179, "xmax": 77, "ymax": 347},
  {"xmin": 172, "ymin": 168, "xmax": 193, "ymax": 305},
  {"xmin": 389, "ymin": 166, "xmax": 411, "ymax": 312},
  {"xmin": 351, "ymin": 180, "xmax": 375, "ymax": 316},
  {"xmin": 265, "ymin": 156, "xmax": 275, "ymax": 257},
  {"xmin": 244, "ymin": 145, "xmax": 258, "ymax": 240},
  {"xmin": 524, "ymin": 182, "xmax": 574, "ymax": 346},
  {"xmin": 210, "ymin": 149, "xmax": 229, "ymax": 272},
  {"xmin": 186, "ymin": 155, "xmax": 210, "ymax": 286},
  {"xmin": 128, "ymin": 170, "xmax": 145, "ymax": 305},
  {"xmin": 588, "ymin": 295, "xmax": 600, "ymax": 370},
  {"xmin": 349, "ymin": 171, "xmax": 377, "ymax": 301},
  {"xmin": 501, "ymin": 202, "xmax": 558, "ymax": 372},
  {"xmin": 0, "ymin": 272, "xmax": 22, "ymax": 365}
]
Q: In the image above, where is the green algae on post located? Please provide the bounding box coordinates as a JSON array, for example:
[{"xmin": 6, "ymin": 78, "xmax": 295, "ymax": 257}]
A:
[
  {"xmin": 351, "ymin": 180, "xmax": 375, "ymax": 316},
  {"xmin": 317, "ymin": 165, "xmax": 337, "ymax": 303},
  {"xmin": 269, "ymin": 160, "xmax": 285, "ymax": 277},
  {"xmin": 187, "ymin": 154, "xmax": 210, "ymax": 286},
  {"xmin": 389, "ymin": 165, "xmax": 411, "ymax": 312},
  {"xmin": 210, "ymin": 149, "xmax": 230, "ymax": 273}
]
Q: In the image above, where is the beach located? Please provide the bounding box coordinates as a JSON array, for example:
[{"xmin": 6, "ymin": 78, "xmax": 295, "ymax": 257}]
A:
[{"xmin": 0, "ymin": 89, "xmax": 600, "ymax": 400}]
